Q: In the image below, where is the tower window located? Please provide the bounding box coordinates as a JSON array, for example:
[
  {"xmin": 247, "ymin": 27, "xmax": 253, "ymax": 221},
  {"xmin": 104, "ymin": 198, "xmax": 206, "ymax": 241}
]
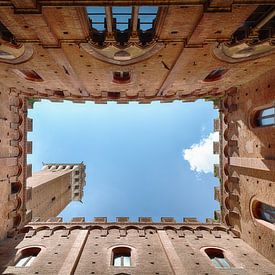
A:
[
  {"xmin": 15, "ymin": 247, "xmax": 41, "ymax": 267},
  {"xmin": 112, "ymin": 247, "xmax": 131, "ymax": 267},
  {"xmin": 252, "ymin": 201, "xmax": 275, "ymax": 224},
  {"xmin": 113, "ymin": 71, "xmax": 131, "ymax": 84},
  {"xmin": 205, "ymin": 248, "xmax": 231, "ymax": 269},
  {"xmin": 51, "ymin": 196, "xmax": 56, "ymax": 202},
  {"xmin": 255, "ymin": 106, "xmax": 275, "ymax": 127}
]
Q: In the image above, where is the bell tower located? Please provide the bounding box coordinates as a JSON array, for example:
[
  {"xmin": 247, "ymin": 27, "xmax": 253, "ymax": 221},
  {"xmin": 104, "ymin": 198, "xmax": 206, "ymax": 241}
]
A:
[{"xmin": 26, "ymin": 163, "xmax": 86, "ymax": 219}]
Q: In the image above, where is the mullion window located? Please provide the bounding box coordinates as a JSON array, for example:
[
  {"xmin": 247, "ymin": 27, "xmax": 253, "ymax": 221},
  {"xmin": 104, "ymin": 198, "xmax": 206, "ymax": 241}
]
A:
[
  {"xmin": 138, "ymin": 6, "xmax": 158, "ymax": 31},
  {"xmin": 112, "ymin": 7, "xmax": 132, "ymax": 31},
  {"xmin": 87, "ymin": 7, "xmax": 106, "ymax": 31}
]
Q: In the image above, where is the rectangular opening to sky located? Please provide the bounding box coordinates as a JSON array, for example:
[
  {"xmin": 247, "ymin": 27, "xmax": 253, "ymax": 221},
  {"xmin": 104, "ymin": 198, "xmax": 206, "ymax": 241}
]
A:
[{"xmin": 27, "ymin": 100, "xmax": 220, "ymax": 222}]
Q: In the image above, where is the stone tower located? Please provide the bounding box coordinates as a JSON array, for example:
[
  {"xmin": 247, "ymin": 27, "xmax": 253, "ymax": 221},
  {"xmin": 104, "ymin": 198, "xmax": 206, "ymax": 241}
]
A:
[{"xmin": 26, "ymin": 163, "xmax": 86, "ymax": 219}]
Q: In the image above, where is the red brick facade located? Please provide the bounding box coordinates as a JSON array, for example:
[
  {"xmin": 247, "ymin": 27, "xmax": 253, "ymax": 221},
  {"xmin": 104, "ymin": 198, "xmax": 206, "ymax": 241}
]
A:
[{"xmin": 0, "ymin": 1, "xmax": 274, "ymax": 273}]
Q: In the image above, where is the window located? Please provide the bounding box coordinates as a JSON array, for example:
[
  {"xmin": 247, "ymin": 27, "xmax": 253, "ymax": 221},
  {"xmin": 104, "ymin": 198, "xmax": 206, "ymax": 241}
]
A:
[
  {"xmin": 253, "ymin": 201, "xmax": 275, "ymax": 224},
  {"xmin": 112, "ymin": 6, "xmax": 132, "ymax": 31},
  {"xmin": 13, "ymin": 69, "xmax": 43, "ymax": 82},
  {"xmin": 86, "ymin": 6, "xmax": 159, "ymax": 46},
  {"xmin": 203, "ymin": 68, "xmax": 228, "ymax": 82},
  {"xmin": 87, "ymin": 6, "xmax": 106, "ymax": 31},
  {"xmin": 15, "ymin": 247, "xmax": 41, "ymax": 267},
  {"xmin": 230, "ymin": 5, "xmax": 274, "ymax": 44},
  {"xmin": 113, "ymin": 247, "xmax": 131, "ymax": 267},
  {"xmin": 255, "ymin": 106, "xmax": 275, "ymax": 127},
  {"xmin": 205, "ymin": 248, "xmax": 231, "ymax": 269},
  {"xmin": 138, "ymin": 6, "xmax": 158, "ymax": 31},
  {"xmin": 75, "ymin": 170, "xmax": 80, "ymax": 175},
  {"xmin": 113, "ymin": 71, "xmax": 130, "ymax": 84}
]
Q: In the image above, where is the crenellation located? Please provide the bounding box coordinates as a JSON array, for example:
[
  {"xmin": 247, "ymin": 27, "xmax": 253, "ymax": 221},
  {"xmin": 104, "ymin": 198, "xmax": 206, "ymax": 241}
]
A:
[{"xmin": 161, "ymin": 217, "xmax": 176, "ymax": 223}]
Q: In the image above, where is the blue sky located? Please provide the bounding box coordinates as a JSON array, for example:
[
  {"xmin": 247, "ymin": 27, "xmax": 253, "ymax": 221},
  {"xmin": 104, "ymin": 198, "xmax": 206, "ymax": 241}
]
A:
[{"xmin": 27, "ymin": 100, "xmax": 219, "ymax": 222}]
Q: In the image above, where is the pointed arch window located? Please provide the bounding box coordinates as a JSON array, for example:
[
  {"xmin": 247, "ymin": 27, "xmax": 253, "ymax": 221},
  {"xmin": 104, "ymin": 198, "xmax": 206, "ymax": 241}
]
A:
[
  {"xmin": 205, "ymin": 248, "xmax": 231, "ymax": 269},
  {"xmin": 255, "ymin": 106, "xmax": 275, "ymax": 127}
]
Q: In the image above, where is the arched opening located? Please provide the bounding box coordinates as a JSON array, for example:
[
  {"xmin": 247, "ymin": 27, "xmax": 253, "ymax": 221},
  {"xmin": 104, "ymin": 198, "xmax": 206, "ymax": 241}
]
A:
[
  {"xmin": 15, "ymin": 247, "xmax": 41, "ymax": 267},
  {"xmin": 112, "ymin": 247, "xmax": 131, "ymax": 267},
  {"xmin": 205, "ymin": 248, "xmax": 231, "ymax": 269},
  {"xmin": 252, "ymin": 200, "xmax": 275, "ymax": 225},
  {"xmin": 254, "ymin": 106, "xmax": 275, "ymax": 127}
]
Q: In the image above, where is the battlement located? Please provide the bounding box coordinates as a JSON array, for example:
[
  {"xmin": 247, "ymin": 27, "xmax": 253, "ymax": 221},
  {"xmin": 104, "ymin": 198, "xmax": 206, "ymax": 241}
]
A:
[
  {"xmin": 21, "ymin": 216, "xmax": 233, "ymax": 239},
  {"xmin": 29, "ymin": 216, "xmax": 224, "ymax": 224}
]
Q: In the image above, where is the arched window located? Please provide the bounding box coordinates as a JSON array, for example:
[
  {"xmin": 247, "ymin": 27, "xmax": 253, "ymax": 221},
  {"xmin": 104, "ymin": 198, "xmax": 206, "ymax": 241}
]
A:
[
  {"xmin": 255, "ymin": 106, "xmax": 275, "ymax": 127},
  {"xmin": 13, "ymin": 69, "xmax": 43, "ymax": 82},
  {"xmin": 205, "ymin": 248, "xmax": 231, "ymax": 269},
  {"xmin": 203, "ymin": 68, "xmax": 228, "ymax": 82},
  {"xmin": 252, "ymin": 201, "xmax": 275, "ymax": 224},
  {"xmin": 113, "ymin": 247, "xmax": 131, "ymax": 267},
  {"xmin": 15, "ymin": 247, "xmax": 41, "ymax": 267}
]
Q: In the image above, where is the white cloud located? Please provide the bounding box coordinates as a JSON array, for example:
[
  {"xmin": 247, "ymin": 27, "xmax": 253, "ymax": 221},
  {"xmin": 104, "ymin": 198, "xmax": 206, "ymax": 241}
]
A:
[{"xmin": 183, "ymin": 132, "xmax": 219, "ymax": 174}]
